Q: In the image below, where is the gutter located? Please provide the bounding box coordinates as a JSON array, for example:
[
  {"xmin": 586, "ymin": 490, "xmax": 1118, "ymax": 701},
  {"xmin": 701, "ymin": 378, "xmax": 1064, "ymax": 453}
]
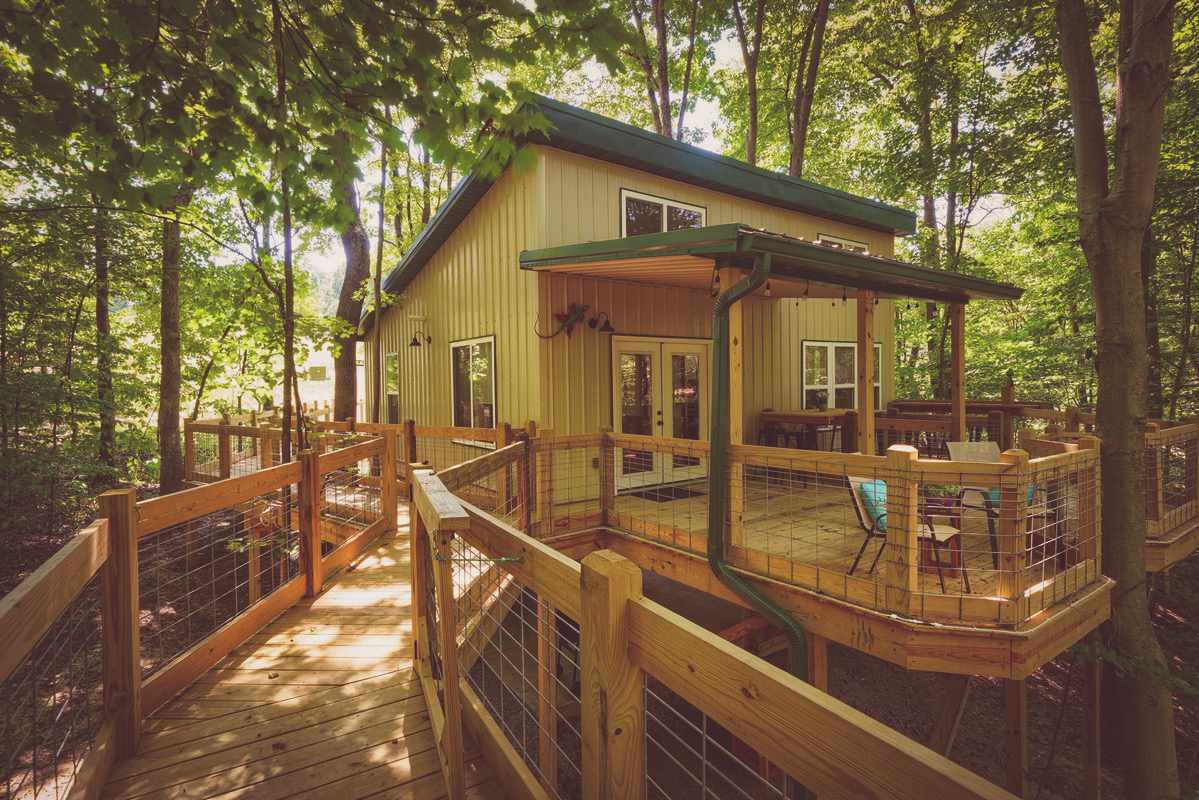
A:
[{"xmin": 707, "ymin": 253, "xmax": 812, "ymax": 681}]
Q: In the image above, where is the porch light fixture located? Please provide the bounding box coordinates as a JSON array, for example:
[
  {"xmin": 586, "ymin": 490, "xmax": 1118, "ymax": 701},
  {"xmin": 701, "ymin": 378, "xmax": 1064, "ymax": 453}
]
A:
[
  {"xmin": 587, "ymin": 311, "xmax": 615, "ymax": 334},
  {"xmin": 409, "ymin": 330, "xmax": 432, "ymax": 347}
]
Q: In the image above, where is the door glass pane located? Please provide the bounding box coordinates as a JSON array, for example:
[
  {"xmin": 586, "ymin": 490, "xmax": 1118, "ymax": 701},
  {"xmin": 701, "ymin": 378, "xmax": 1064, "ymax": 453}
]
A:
[
  {"xmin": 805, "ymin": 388, "xmax": 828, "ymax": 409},
  {"xmin": 835, "ymin": 346, "xmax": 855, "ymax": 385},
  {"xmin": 471, "ymin": 340, "xmax": 494, "ymax": 428},
  {"xmin": 625, "ymin": 197, "xmax": 663, "ymax": 236},
  {"xmin": 452, "ymin": 345, "xmax": 472, "ymax": 427},
  {"xmin": 667, "ymin": 205, "xmax": 703, "ymax": 230},
  {"xmin": 804, "ymin": 346, "xmax": 828, "ymax": 387},
  {"xmin": 834, "ymin": 387, "xmax": 855, "ymax": 409},
  {"xmin": 619, "ymin": 352, "xmax": 654, "ymax": 475},
  {"xmin": 671, "ymin": 353, "xmax": 701, "ymax": 468}
]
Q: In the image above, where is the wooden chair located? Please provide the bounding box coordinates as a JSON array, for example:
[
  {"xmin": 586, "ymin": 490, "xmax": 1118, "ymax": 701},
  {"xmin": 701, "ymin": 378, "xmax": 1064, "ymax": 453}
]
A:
[{"xmin": 846, "ymin": 475, "xmax": 971, "ymax": 593}]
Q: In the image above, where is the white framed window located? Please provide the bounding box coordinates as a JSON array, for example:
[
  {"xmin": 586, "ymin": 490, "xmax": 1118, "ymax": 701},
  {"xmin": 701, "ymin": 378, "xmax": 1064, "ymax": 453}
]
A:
[
  {"xmin": 816, "ymin": 233, "xmax": 870, "ymax": 254},
  {"xmin": 802, "ymin": 341, "xmax": 882, "ymax": 410},
  {"xmin": 384, "ymin": 353, "xmax": 400, "ymax": 423},
  {"xmin": 620, "ymin": 189, "xmax": 706, "ymax": 237},
  {"xmin": 450, "ymin": 336, "xmax": 495, "ymax": 428}
]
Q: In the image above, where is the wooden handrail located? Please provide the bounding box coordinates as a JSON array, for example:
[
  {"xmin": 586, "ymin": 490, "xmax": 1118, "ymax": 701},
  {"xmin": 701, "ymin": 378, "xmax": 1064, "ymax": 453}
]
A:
[
  {"xmin": 316, "ymin": 436, "xmax": 383, "ymax": 473},
  {"xmin": 438, "ymin": 440, "xmax": 526, "ymax": 492},
  {"xmin": 0, "ymin": 518, "xmax": 109, "ymax": 682},
  {"xmin": 135, "ymin": 460, "xmax": 303, "ymax": 538},
  {"xmin": 413, "ymin": 470, "xmax": 470, "ymax": 533}
]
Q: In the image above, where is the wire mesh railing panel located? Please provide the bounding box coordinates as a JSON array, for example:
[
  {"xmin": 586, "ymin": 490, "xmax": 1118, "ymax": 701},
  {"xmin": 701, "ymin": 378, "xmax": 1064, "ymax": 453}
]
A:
[
  {"xmin": 645, "ymin": 674, "xmax": 797, "ymax": 800},
  {"xmin": 229, "ymin": 432, "xmax": 262, "ymax": 479},
  {"xmin": 610, "ymin": 438, "xmax": 710, "ymax": 555},
  {"xmin": 447, "ymin": 537, "xmax": 583, "ymax": 800},
  {"xmin": 1, "ymin": 576, "xmax": 104, "ymax": 800},
  {"xmin": 539, "ymin": 439, "xmax": 605, "ymax": 539},
  {"xmin": 137, "ymin": 483, "xmax": 301, "ymax": 676},
  {"xmin": 415, "ymin": 430, "xmax": 498, "ymax": 475},
  {"xmin": 191, "ymin": 431, "xmax": 220, "ymax": 480},
  {"xmin": 321, "ymin": 461, "xmax": 381, "ymax": 548},
  {"xmin": 1147, "ymin": 425, "xmax": 1199, "ymax": 537}
]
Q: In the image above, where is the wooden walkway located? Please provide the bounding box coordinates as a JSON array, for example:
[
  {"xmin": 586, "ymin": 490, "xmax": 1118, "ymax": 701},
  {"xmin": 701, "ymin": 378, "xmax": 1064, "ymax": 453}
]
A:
[{"xmin": 103, "ymin": 507, "xmax": 505, "ymax": 800}]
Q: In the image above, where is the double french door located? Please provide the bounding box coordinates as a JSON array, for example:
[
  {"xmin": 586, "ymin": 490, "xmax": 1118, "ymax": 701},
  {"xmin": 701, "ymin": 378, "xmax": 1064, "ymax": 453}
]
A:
[{"xmin": 611, "ymin": 337, "xmax": 710, "ymax": 489}]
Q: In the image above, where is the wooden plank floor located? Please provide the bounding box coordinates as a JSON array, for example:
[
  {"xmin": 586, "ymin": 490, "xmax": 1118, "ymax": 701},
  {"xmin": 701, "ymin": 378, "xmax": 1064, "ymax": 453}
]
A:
[{"xmin": 104, "ymin": 506, "xmax": 506, "ymax": 800}]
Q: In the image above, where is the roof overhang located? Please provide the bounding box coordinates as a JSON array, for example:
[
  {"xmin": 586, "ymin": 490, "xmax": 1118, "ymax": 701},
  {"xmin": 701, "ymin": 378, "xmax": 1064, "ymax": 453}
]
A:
[{"xmin": 519, "ymin": 224, "xmax": 1023, "ymax": 304}]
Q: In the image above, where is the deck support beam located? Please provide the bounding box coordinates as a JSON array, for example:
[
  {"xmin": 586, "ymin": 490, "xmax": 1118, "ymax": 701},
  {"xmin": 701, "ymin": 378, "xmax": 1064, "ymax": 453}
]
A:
[
  {"xmin": 856, "ymin": 290, "xmax": 877, "ymax": 454},
  {"xmin": 950, "ymin": 303, "xmax": 967, "ymax": 443},
  {"xmin": 1005, "ymin": 677, "xmax": 1028, "ymax": 798}
]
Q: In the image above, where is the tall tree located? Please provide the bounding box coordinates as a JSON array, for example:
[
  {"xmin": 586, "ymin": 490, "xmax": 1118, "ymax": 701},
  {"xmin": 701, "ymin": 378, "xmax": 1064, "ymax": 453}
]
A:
[
  {"xmin": 732, "ymin": 0, "xmax": 767, "ymax": 164},
  {"xmin": 1055, "ymin": 0, "xmax": 1179, "ymax": 796},
  {"xmin": 788, "ymin": 0, "xmax": 830, "ymax": 177},
  {"xmin": 333, "ymin": 170, "xmax": 370, "ymax": 422}
]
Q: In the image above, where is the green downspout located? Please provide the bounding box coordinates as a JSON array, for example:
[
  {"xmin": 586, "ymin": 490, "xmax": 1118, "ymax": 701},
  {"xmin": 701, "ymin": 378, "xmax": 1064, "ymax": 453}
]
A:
[{"xmin": 708, "ymin": 253, "xmax": 810, "ymax": 682}]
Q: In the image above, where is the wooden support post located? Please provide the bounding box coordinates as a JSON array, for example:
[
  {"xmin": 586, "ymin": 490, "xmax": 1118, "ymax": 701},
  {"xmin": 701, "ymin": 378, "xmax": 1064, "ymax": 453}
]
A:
[
  {"xmin": 841, "ymin": 410, "xmax": 858, "ymax": 454},
  {"xmin": 1146, "ymin": 425, "xmax": 1164, "ymax": 526},
  {"xmin": 432, "ymin": 528, "xmax": 466, "ymax": 800},
  {"xmin": 806, "ymin": 632, "xmax": 828, "ymax": 692},
  {"xmin": 949, "ymin": 302, "xmax": 967, "ymax": 444},
  {"xmin": 729, "ymin": 449, "xmax": 746, "ymax": 547},
  {"xmin": 410, "ymin": 469, "xmax": 434, "ymax": 679},
  {"xmin": 884, "ymin": 445, "xmax": 919, "ymax": 614},
  {"xmin": 580, "ymin": 551, "xmax": 645, "ymax": 800},
  {"xmin": 856, "ymin": 290, "xmax": 877, "ymax": 454},
  {"xmin": 1078, "ymin": 435, "xmax": 1101, "ymax": 575},
  {"xmin": 537, "ymin": 600, "xmax": 560, "ymax": 791},
  {"xmin": 381, "ymin": 429, "xmax": 398, "ymax": 533},
  {"xmin": 249, "ymin": 410, "xmax": 258, "ymax": 456},
  {"xmin": 298, "ymin": 449, "xmax": 323, "ymax": 597},
  {"xmin": 927, "ymin": 675, "xmax": 971, "ymax": 756},
  {"xmin": 1083, "ymin": 655, "xmax": 1102, "ymax": 800},
  {"xmin": 218, "ymin": 413, "xmax": 233, "ymax": 479},
  {"xmin": 998, "ymin": 450, "xmax": 1030, "ymax": 611},
  {"xmin": 536, "ymin": 429, "xmax": 555, "ymax": 538},
  {"xmin": 97, "ymin": 488, "xmax": 141, "ymax": 759},
  {"xmin": 184, "ymin": 420, "xmax": 196, "ymax": 482},
  {"xmin": 517, "ymin": 437, "xmax": 532, "ymax": 533},
  {"xmin": 720, "ymin": 267, "xmax": 746, "ymax": 445},
  {"xmin": 1065, "ymin": 407, "xmax": 1081, "ymax": 433},
  {"xmin": 259, "ymin": 424, "xmax": 274, "ymax": 469},
  {"xmin": 600, "ymin": 427, "xmax": 615, "ymax": 526},
  {"xmin": 498, "ymin": 422, "xmax": 513, "ymax": 508},
  {"xmin": 1188, "ymin": 428, "xmax": 1199, "ymax": 509},
  {"xmin": 1005, "ymin": 678, "xmax": 1028, "ymax": 798},
  {"xmin": 403, "ymin": 419, "xmax": 418, "ymax": 500}
]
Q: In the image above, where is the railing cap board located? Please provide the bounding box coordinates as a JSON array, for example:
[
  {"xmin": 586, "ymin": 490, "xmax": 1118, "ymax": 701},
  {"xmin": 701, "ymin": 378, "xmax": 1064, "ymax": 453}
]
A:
[
  {"xmin": 135, "ymin": 461, "xmax": 303, "ymax": 538},
  {"xmin": 438, "ymin": 440, "xmax": 526, "ymax": 493},
  {"xmin": 316, "ymin": 437, "xmax": 383, "ymax": 473},
  {"xmin": 0, "ymin": 518, "xmax": 109, "ymax": 682},
  {"xmin": 413, "ymin": 471, "xmax": 470, "ymax": 531}
]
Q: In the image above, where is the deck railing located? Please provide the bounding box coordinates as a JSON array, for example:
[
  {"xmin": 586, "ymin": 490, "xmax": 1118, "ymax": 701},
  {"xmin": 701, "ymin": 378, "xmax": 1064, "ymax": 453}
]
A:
[
  {"xmin": 0, "ymin": 434, "xmax": 397, "ymax": 798},
  {"xmin": 410, "ymin": 468, "xmax": 1015, "ymax": 800},
  {"xmin": 522, "ymin": 430, "xmax": 1102, "ymax": 628}
]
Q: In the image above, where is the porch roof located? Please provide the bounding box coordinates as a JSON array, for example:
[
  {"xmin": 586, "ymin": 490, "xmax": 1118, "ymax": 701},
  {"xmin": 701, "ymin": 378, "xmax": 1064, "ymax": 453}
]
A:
[{"xmin": 519, "ymin": 224, "xmax": 1023, "ymax": 303}]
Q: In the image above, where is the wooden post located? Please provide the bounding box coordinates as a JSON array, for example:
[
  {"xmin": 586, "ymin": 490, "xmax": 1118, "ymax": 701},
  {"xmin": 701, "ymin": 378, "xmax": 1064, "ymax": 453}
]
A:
[
  {"xmin": 537, "ymin": 600, "xmax": 560, "ymax": 790},
  {"xmin": 381, "ymin": 429, "xmax": 398, "ymax": 533},
  {"xmin": 856, "ymin": 290, "xmax": 877, "ymax": 454},
  {"xmin": 1145, "ymin": 425, "xmax": 1164, "ymax": 528},
  {"xmin": 259, "ymin": 424, "xmax": 275, "ymax": 469},
  {"xmin": 1005, "ymin": 678, "xmax": 1028, "ymax": 798},
  {"xmin": 98, "ymin": 488, "xmax": 141, "ymax": 759},
  {"xmin": 1078, "ymin": 435, "xmax": 1101, "ymax": 575},
  {"xmin": 184, "ymin": 420, "xmax": 196, "ymax": 482},
  {"xmin": 517, "ymin": 437, "xmax": 533, "ymax": 533},
  {"xmin": 729, "ymin": 448, "xmax": 746, "ymax": 547},
  {"xmin": 841, "ymin": 410, "xmax": 858, "ymax": 454},
  {"xmin": 720, "ymin": 267, "xmax": 746, "ymax": 445},
  {"xmin": 599, "ymin": 427, "xmax": 615, "ymax": 526},
  {"xmin": 1065, "ymin": 407, "xmax": 1081, "ymax": 433},
  {"xmin": 432, "ymin": 529, "xmax": 466, "ymax": 800},
  {"xmin": 1083, "ymin": 655, "xmax": 1102, "ymax": 800},
  {"xmin": 536, "ymin": 429, "xmax": 555, "ymax": 538},
  {"xmin": 403, "ymin": 419, "xmax": 418, "ymax": 501},
  {"xmin": 998, "ymin": 449, "xmax": 1030, "ymax": 614},
  {"xmin": 497, "ymin": 422, "xmax": 513, "ymax": 511},
  {"xmin": 806, "ymin": 633, "xmax": 828, "ymax": 692},
  {"xmin": 298, "ymin": 449, "xmax": 323, "ymax": 597},
  {"xmin": 949, "ymin": 302, "xmax": 967, "ymax": 444},
  {"xmin": 580, "ymin": 551, "xmax": 645, "ymax": 800},
  {"xmin": 249, "ymin": 410, "xmax": 258, "ymax": 456},
  {"xmin": 410, "ymin": 468, "xmax": 434, "ymax": 680},
  {"xmin": 884, "ymin": 445, "xmax": 919, "ymax": 614},
  {"xmin": 218, "ymin": 413, "xmax": 233, "ymax": 479}
]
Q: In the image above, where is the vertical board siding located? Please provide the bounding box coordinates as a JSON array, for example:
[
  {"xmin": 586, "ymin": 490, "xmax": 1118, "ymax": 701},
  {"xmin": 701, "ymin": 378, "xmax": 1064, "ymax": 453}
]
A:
[
  {"xmin": 368, "ymin": 144, "xmax": 900, "ymax": 441},
  {"xmin": 536, "ymin": 146, "xmax": 898, "ymax": 436},
  {"xmin": 366, "ymin": 159, "xmax": 544, "ymax": 427}
]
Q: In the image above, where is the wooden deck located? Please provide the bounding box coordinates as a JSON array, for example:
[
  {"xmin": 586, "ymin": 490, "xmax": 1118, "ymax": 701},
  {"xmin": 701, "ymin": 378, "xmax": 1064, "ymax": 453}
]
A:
[{"xmin": 103, "ymin": 508, "xmax": 505, "ymax": 800}]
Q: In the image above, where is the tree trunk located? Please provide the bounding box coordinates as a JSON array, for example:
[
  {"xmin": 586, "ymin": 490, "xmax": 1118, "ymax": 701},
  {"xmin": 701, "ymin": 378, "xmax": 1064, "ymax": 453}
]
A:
[
  {"xmin": 732, "ymin": 0, "xmax": 765, "ymax": 165},
  {"xmin": 675, "ymin": 0, "xmax": 701, "ymax": 139},
  {"xmin": 272, "ymin": 0, "xmax": 297, "ymax": 464},
  {"xmin": 652, "ymin": 0, "xmax": 673, "ymax": 139},
  {"xmin": 334, "ymin": 175, "xmax": 370, "ymax": 422},
  {"xmin": 94, "ymin": 205, "xmax": 116, "ymax": 477},
  {"xmin": 789, "ymin": 0, "xmax": 829, "ymax": 177},
  {"xmin": 1167, "ymin": 228, "xmax": 1195, "ymax": 418},
  {"xmin": 1056, "ymin": 1, "xmax": 1179, "ymax": 797},
  {"xmin": 1143, "ymin": 223, "xmax": 1164, "ymax": 418},
  {"xmin": 158, "ymin": 203, "xmax": 187, "ymax": 493}
]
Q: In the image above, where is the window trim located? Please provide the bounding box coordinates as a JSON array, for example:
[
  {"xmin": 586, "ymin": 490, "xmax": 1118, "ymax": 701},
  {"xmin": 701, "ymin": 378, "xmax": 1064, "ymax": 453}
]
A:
[
  {"xmin": 449, "ymin": 334, "xmax": 497, "ymax": 429},
  {"xmin": 801, "ymin": 339, "xmax": 883, "ymax": 410},
  {"xmin": 619, "ymin": 188, "xmax": 707, "ymax": 237},
  {"xmin": 816, "ymin": 233, "xmax": 870, "ymax": 254}
]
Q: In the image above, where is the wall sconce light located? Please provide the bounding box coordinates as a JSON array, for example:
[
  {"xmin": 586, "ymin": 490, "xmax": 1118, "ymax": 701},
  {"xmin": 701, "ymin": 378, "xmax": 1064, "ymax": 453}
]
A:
[
  {"xmin": 409, "ymin": 330, "xmax": 432, "ymax": 347},
  {"xmin": 587, "ymin": 311, "xmax": 615, "ymax": 334}
]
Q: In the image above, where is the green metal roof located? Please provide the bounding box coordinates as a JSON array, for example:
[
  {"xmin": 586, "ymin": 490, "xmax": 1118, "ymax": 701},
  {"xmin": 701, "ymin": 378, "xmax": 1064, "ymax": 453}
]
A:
[
  {"xmin": 519, "ymin": 224, "xmax": 1023, "ymax": 303},
  {"xmin": 370, "ymin": 95, "xmax": 920, "ymax": 326}
]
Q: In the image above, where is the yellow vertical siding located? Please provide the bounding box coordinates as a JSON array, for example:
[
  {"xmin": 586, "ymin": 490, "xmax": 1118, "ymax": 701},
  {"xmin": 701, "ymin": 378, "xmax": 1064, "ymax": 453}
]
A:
[
  {"xmin": 535, "ymin": 146, "xmax": 899, "ymax": 437},
  {"xmin": 365, "ymin": 157, "xmax": 544, "ymax": 427}
]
